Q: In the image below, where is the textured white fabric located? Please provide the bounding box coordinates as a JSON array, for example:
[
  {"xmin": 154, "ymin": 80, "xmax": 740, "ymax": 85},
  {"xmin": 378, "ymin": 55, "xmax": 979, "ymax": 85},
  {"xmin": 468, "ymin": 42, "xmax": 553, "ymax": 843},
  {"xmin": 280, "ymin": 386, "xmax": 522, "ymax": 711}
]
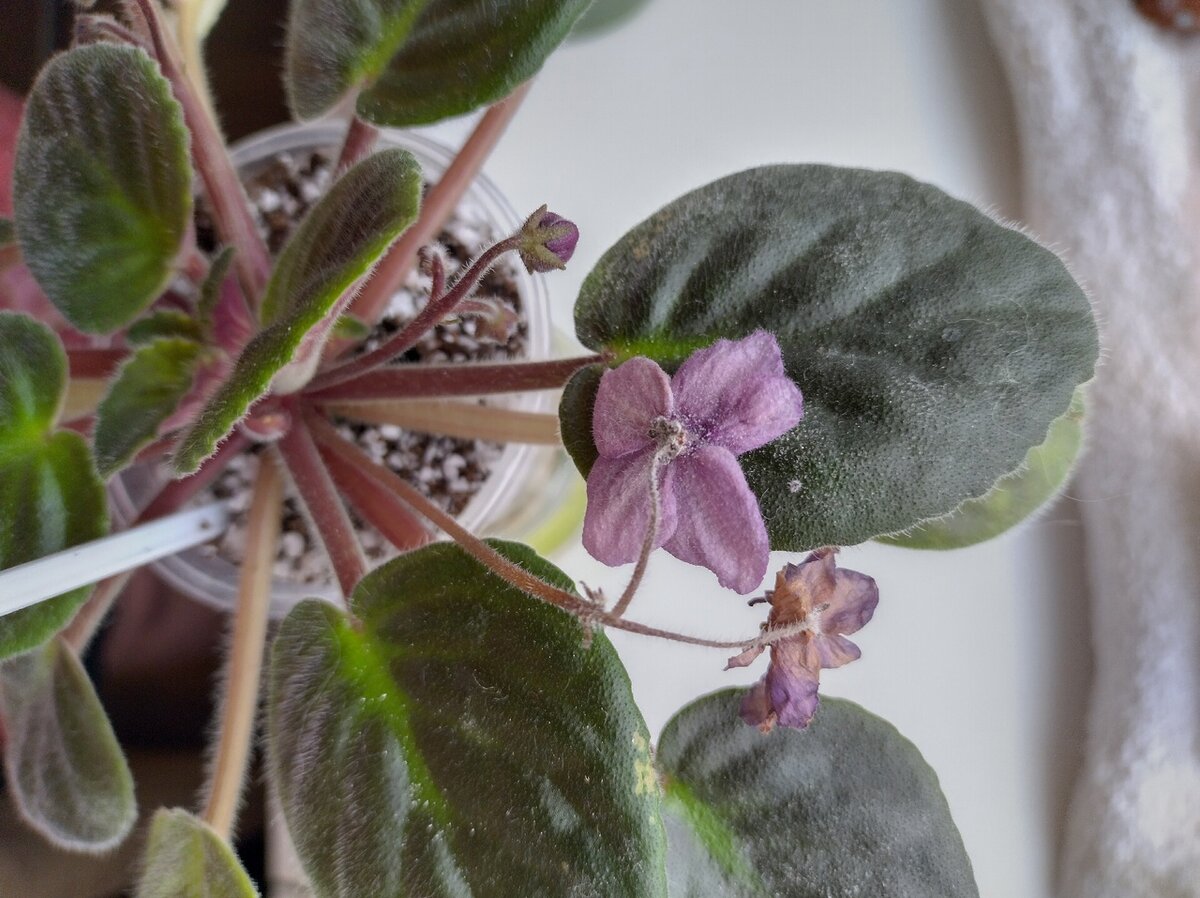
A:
[{"xmin": 982, "ymin": 2, "xmax": 1200, "ymax": 895}]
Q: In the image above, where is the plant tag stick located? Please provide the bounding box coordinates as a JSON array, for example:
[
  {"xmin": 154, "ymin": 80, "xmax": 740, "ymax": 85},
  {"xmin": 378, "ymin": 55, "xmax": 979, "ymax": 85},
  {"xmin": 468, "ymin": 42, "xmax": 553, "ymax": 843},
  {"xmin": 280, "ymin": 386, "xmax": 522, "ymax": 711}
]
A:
[{"xmin": 0, "ymin": 502, "xmax": 230, "ymax": 619}]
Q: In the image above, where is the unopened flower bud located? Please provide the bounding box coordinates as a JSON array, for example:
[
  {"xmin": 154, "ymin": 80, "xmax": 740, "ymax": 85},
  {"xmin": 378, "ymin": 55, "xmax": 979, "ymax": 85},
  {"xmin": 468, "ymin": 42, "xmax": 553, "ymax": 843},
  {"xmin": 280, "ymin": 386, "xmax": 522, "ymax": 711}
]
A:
[{"xmin": 517, "ymin": 205, "xmax": 579, "ymax": 273}]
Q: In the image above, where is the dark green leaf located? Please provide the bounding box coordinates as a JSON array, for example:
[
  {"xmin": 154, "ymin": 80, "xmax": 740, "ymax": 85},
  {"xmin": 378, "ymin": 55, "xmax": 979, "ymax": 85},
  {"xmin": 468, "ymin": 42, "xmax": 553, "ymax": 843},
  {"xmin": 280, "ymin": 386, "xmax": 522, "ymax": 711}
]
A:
[
  {"xmin": 174, "ymin": 148, "xmax": 421, "ymax": 473},
  {"xmin": 127, "ymin": 310, "xmax": 205, "ymax": 346},
  {"xmin": 267, "ymin": 540, "xmax": 667, "ymax": 898},
  {"xmin": 0, "ymin": 314, "xmax": 107, "ymax": 659},
  {"xmin": 94, "ymin": 338, "xmax": 204, "ymax": 478},
  {"xmin": 13, "ymin": 44, "xmax": 192, "ymax": 333},
  {"xmin": 571, "ymin": 0, "xmax": 652, "ymax": 37},
  {"xmin": 0, "ymin": 638, "xmax": 136, "ymax": 852},
  {"xmin": 286, "ymin": 0, "xmax": 591, "ymax": 126},
  {"xmin": 658, "ymin": 691, "xmax": 978, "ymax": 898},
  {"xmin": 878, "ymin": 389, "xmax": 1085, "ymax": 549},
  {"xmin": 565, "ymin": 166, "xmax": 1098, "ymax": 549},
  {"xmin": 135, "ymin": 808, "xmax": 260, "ymax": 898},
  {"xmin": 0, "ymin": 217, "xmax": 13, "ymax": 247}
]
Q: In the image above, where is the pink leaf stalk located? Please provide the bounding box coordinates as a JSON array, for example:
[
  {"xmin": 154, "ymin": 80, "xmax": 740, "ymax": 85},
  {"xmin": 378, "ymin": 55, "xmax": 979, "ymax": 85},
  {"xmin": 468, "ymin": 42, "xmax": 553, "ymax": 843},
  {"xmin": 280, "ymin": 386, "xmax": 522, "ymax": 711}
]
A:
[
  {"xmin": 582, "ymin": 331, "xmax": 804, "ymax": 594},
  {"xmin": 727, "ymin": 548, "xmax": 879, "ymax": 731}
]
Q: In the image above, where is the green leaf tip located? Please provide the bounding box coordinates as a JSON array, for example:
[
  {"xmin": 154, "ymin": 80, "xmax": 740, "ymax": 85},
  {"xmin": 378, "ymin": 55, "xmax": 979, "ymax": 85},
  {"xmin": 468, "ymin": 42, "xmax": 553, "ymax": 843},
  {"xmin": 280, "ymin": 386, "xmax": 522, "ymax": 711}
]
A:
[
  {"xmin": 135, "ymin": 809, "xmax": 260, "ymax": 898},
  {"xmin": 0, "ymin": 314, "xmax": 106, "ymax": 659},
  {"xmin": 173, "ymin": 148, "xmax": 422, "ymax": 474},
  {"xmin": 567, "ymin": 165, "xmax": 1098, "ymax": 550},
  {"xmin": 268, "ymin": 540, "xmax": 667, "ymax": 898},
  {"xmin": 94, "ymin": 338, "xmax": 205, "ymax": 478},
  {"xmin": 658, "ymin": 690, "xmax": 979, "ymax": 898},
  {"xmin": 0, "ymin": 639, "xmax": 136, "ymax": 853},
  {"xmin": 286, "ymin": 0, "xmax": 592, "ymax": 126},
  {"xmin": 13, "ymin": 43, "xmax": 193, "ymax": 334}
]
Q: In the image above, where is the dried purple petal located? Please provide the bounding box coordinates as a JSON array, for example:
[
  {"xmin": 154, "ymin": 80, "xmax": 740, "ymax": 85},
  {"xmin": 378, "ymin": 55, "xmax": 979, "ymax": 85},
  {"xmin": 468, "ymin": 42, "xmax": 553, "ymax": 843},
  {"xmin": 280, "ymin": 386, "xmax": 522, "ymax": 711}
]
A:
[
  {"xmin": 732, "ymin": 549, "xmax": 879, "ymax": 731},
  {"xmin": 581, "ymin": 331, "xmax": 803, "ymax": 594}
]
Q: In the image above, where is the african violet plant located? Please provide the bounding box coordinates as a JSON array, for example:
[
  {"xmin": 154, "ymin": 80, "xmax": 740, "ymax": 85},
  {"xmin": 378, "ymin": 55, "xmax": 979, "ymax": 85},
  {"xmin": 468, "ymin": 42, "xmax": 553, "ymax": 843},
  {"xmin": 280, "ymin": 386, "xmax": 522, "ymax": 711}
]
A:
[{"xmin": 0, "ymin": 0, "xmax": 1097, "ymax": 895}]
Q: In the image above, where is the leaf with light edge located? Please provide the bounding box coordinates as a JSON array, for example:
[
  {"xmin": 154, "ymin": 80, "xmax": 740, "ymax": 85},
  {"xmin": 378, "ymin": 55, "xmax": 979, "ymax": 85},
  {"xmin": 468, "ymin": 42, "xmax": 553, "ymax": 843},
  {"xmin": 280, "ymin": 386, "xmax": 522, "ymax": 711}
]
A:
[
  {"xmin": 94, "ymin": 338, "xmax": 205, "ymax": 478},
  {"xmin": 135, "ymin": 808, "xmax": 259, "ymax": 898},
  {"xmin": 13, "ymin": 44, "xmax": 192, "ymax": 333},
  {"xmin": 267, "ymin": 540, "xmax": 667, "ymax": 898},
  {"xmin": 285, "ymin": 0, "xmax": 591, "ymax": 126},
  {"xmin": 174, "ymin": 148, "xmax": 421, "ymax": 473},
  {"xmin": 878, "ymin": 389, "xmax": 1085, "ymax": 549},
  {"xmin": 561, "ymin": 165, "xmax": 1098, "ymax": 549},
  {"xmin": 658, "ymin": 691, "xmax": 978, "ymax": 898},
  {"xmin": 0, "ymin": 313, "xmax": 107, "ymax": 659},
  {"xmin": 0, "ymin": 638, "xmax": 136, "ymax": 853}
]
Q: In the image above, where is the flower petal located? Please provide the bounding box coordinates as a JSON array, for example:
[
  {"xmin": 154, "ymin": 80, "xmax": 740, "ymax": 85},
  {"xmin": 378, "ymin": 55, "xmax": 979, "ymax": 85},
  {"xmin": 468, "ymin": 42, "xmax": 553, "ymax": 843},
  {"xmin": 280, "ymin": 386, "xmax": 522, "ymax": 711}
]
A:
[
  {"xmin": 592, "ymin": 356, "xmax": 673, "ymax": 458},
  {"xmin": 725, "ymin": 643, "xmax": 765, "ymax": 670},
  {"xmin": 662, "ymin": 445, "xmax": 768, "ymax": 594},
  {"xmin": 671, "ymin": 331, "xmax": 803, "ymax": 455},
  {"xmin": 821, "ymin": 567, "xmax": 879, "ymax": 636},
  {"xmin": 742, "ymin": 639, "xmax": 822, "ymax": 730},
  {"xmin": 813, "ymin": 633, "xmax": 861, "ymax": 669},
  {"xmin": 582, "ymin": 452, "xmax": 678, "ymax": 566}
]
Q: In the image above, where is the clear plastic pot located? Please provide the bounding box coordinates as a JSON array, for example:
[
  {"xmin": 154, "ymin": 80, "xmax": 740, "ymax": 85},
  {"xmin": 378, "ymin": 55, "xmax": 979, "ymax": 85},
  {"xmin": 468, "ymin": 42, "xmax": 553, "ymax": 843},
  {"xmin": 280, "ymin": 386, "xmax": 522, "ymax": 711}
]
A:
[{"xmin": 110, "ymin": 122, "xmax": 555, "ymax": 620}]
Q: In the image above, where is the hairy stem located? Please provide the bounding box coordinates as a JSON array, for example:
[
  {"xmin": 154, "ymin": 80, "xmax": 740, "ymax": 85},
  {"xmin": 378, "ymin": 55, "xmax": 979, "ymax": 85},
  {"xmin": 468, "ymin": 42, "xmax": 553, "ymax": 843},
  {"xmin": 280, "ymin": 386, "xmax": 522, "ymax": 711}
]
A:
[
  {"xmin": 277, "ymin": 403, "xmax": 367, "ymax": 599},
  {"xmin": 131, "ymin": 0, "xmax": 272, "ymax": 302},
  {"xmin": 322, "ymin": 398, "xmax": 561, "ymax": 444},
  {"xmin": 609, "ymin": 457, "xmax": 665, "ymax": 618},
  {"xmin": 307, "ymin": 413, "xmax": 778, "ymax": 651},
  {"xmin": 314, "ymin": 237, "xmax": 520, "ymax": 388},
  {"xmin": 307, "ymin": 355, "xmax": 605, "ymax": 402},
  {"xmin": 202, "ymin": 450, "xmax": 283, "ymax": 840},
  {"xmin": 67, "ymin": 348, "xmax": 127, "ymax": 380},
  {"xmin": 336, "ymin": 116, "xmax": 380, "ymax": 174},
  {"xmin": 345, "ymin": 83, "xmax": 533, "ymax": 331}
]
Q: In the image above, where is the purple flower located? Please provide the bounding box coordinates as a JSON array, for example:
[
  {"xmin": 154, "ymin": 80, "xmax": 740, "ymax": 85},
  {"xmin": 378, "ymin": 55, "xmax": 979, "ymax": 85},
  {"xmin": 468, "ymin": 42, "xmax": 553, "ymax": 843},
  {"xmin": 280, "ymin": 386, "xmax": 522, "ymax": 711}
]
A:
[
  {"xmin": 518, "ymin": 205, "xmax": 579, "ymax": 273},
  {"xmin": 727, "ymin": 548, "xmax": 878, "ymax": 731},
  {"xmin": 582, "ymin": 331, "xmax": 804, "ymax": 594}
]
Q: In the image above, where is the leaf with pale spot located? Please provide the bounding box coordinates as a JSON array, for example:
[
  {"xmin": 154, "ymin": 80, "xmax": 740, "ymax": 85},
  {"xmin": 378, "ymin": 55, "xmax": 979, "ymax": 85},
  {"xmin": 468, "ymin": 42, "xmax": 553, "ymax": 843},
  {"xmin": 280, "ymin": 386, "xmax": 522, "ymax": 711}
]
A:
[
  {"xmin": 562, "ymin": 165, "xmax": 1098, "ymax": 549},
  {"xmin": 267, "ymin": 540, "xmax": 667, "ymax": 898}
]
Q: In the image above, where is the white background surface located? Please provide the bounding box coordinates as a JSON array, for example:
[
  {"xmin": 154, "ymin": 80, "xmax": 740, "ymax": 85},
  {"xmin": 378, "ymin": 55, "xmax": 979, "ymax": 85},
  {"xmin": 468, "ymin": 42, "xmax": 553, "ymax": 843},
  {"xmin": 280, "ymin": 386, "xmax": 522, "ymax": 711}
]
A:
[{"xmin": 430, "ymin": 3, "xmax": 1094, "ymax": 896}]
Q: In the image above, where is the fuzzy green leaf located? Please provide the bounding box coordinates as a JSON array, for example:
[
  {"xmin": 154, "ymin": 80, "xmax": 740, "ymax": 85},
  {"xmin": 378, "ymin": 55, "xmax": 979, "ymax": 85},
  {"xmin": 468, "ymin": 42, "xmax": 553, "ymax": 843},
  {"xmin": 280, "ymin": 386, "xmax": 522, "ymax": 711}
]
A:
[
  {"xmin": 13, "ymin": 44, "xmax": 192, "ymax": 334},
  {"xmin": 878, "ymin": 389, "xmax": 1085, "ymax": 549},
  {"xmin": 126, "ymin": 310, "xmax": 206, "ymax": 346},
  {"xmin": 286, "ymin": 0, "xmax": 591, "ymax": 126},
  {"xmin": 174, "ymin": 148, "xmax": 421, "ymax": 473},
  {"xmin": 564, "ymin": 165, "xmax": 1098, "ymax": 549},
  {"xmin": 94, "ymin": 338, "xmax": 204, "ymax": 478},
  {"xmin": 658, "ymin": 691, "xmax": 978, "ymax": 898},
  {"xmin": 0, "ymin": 638, "xmax": 136, "ymax": 853},
  {"xmin": 197, "ymin": 245, "xmax": 236, "ymax": 326},
  {"xmin": 135, "ymin": 808, "xmax": 259, "ymax": 898},
  {"xmin": 267, "ymin": 541, "xmax": 667, "ymax": 898},
  {"xmin": 0, "ymin": 314, "xmax": 107, "ymax": 659}
]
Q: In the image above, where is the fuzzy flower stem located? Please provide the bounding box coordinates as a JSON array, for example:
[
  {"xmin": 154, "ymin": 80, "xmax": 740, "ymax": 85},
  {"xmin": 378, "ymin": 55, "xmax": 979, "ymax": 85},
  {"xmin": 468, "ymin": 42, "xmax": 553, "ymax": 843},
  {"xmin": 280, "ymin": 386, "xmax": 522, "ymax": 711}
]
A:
[
  {"xmin": 336, "ymin": 116, "xmax": 380, "ymax": 174},
  {"xmin": 344, "ymin": 82, "xmax": 533, "ymax": 332},
  {"xmin": 320, "ymin": 398, "xmax": 561, "ymax": 444},
  {"xmin": 608, "ymin": 455, "xmax": 666, "ymax": 619},
  {"xmin": 276, "ymin": 402, "xmax": 367, "ymax": 599},
  {"xmin": 202, "ymin": 450, "xmax": 283, "ymax": 840},
  {"xmin": 312, "ymin": 236, "xmax": 521, "ymax": 389},
  {"xmin": 307, "ymin": 413, "xmax": 784, "ymax": 651},
  {"xmin": 130, "ymin": 0, "xmax": 272, "ymax": 303},
  {"xmin": 307, "ymin": 354, "xmax": 605, "ymax": 402}
]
